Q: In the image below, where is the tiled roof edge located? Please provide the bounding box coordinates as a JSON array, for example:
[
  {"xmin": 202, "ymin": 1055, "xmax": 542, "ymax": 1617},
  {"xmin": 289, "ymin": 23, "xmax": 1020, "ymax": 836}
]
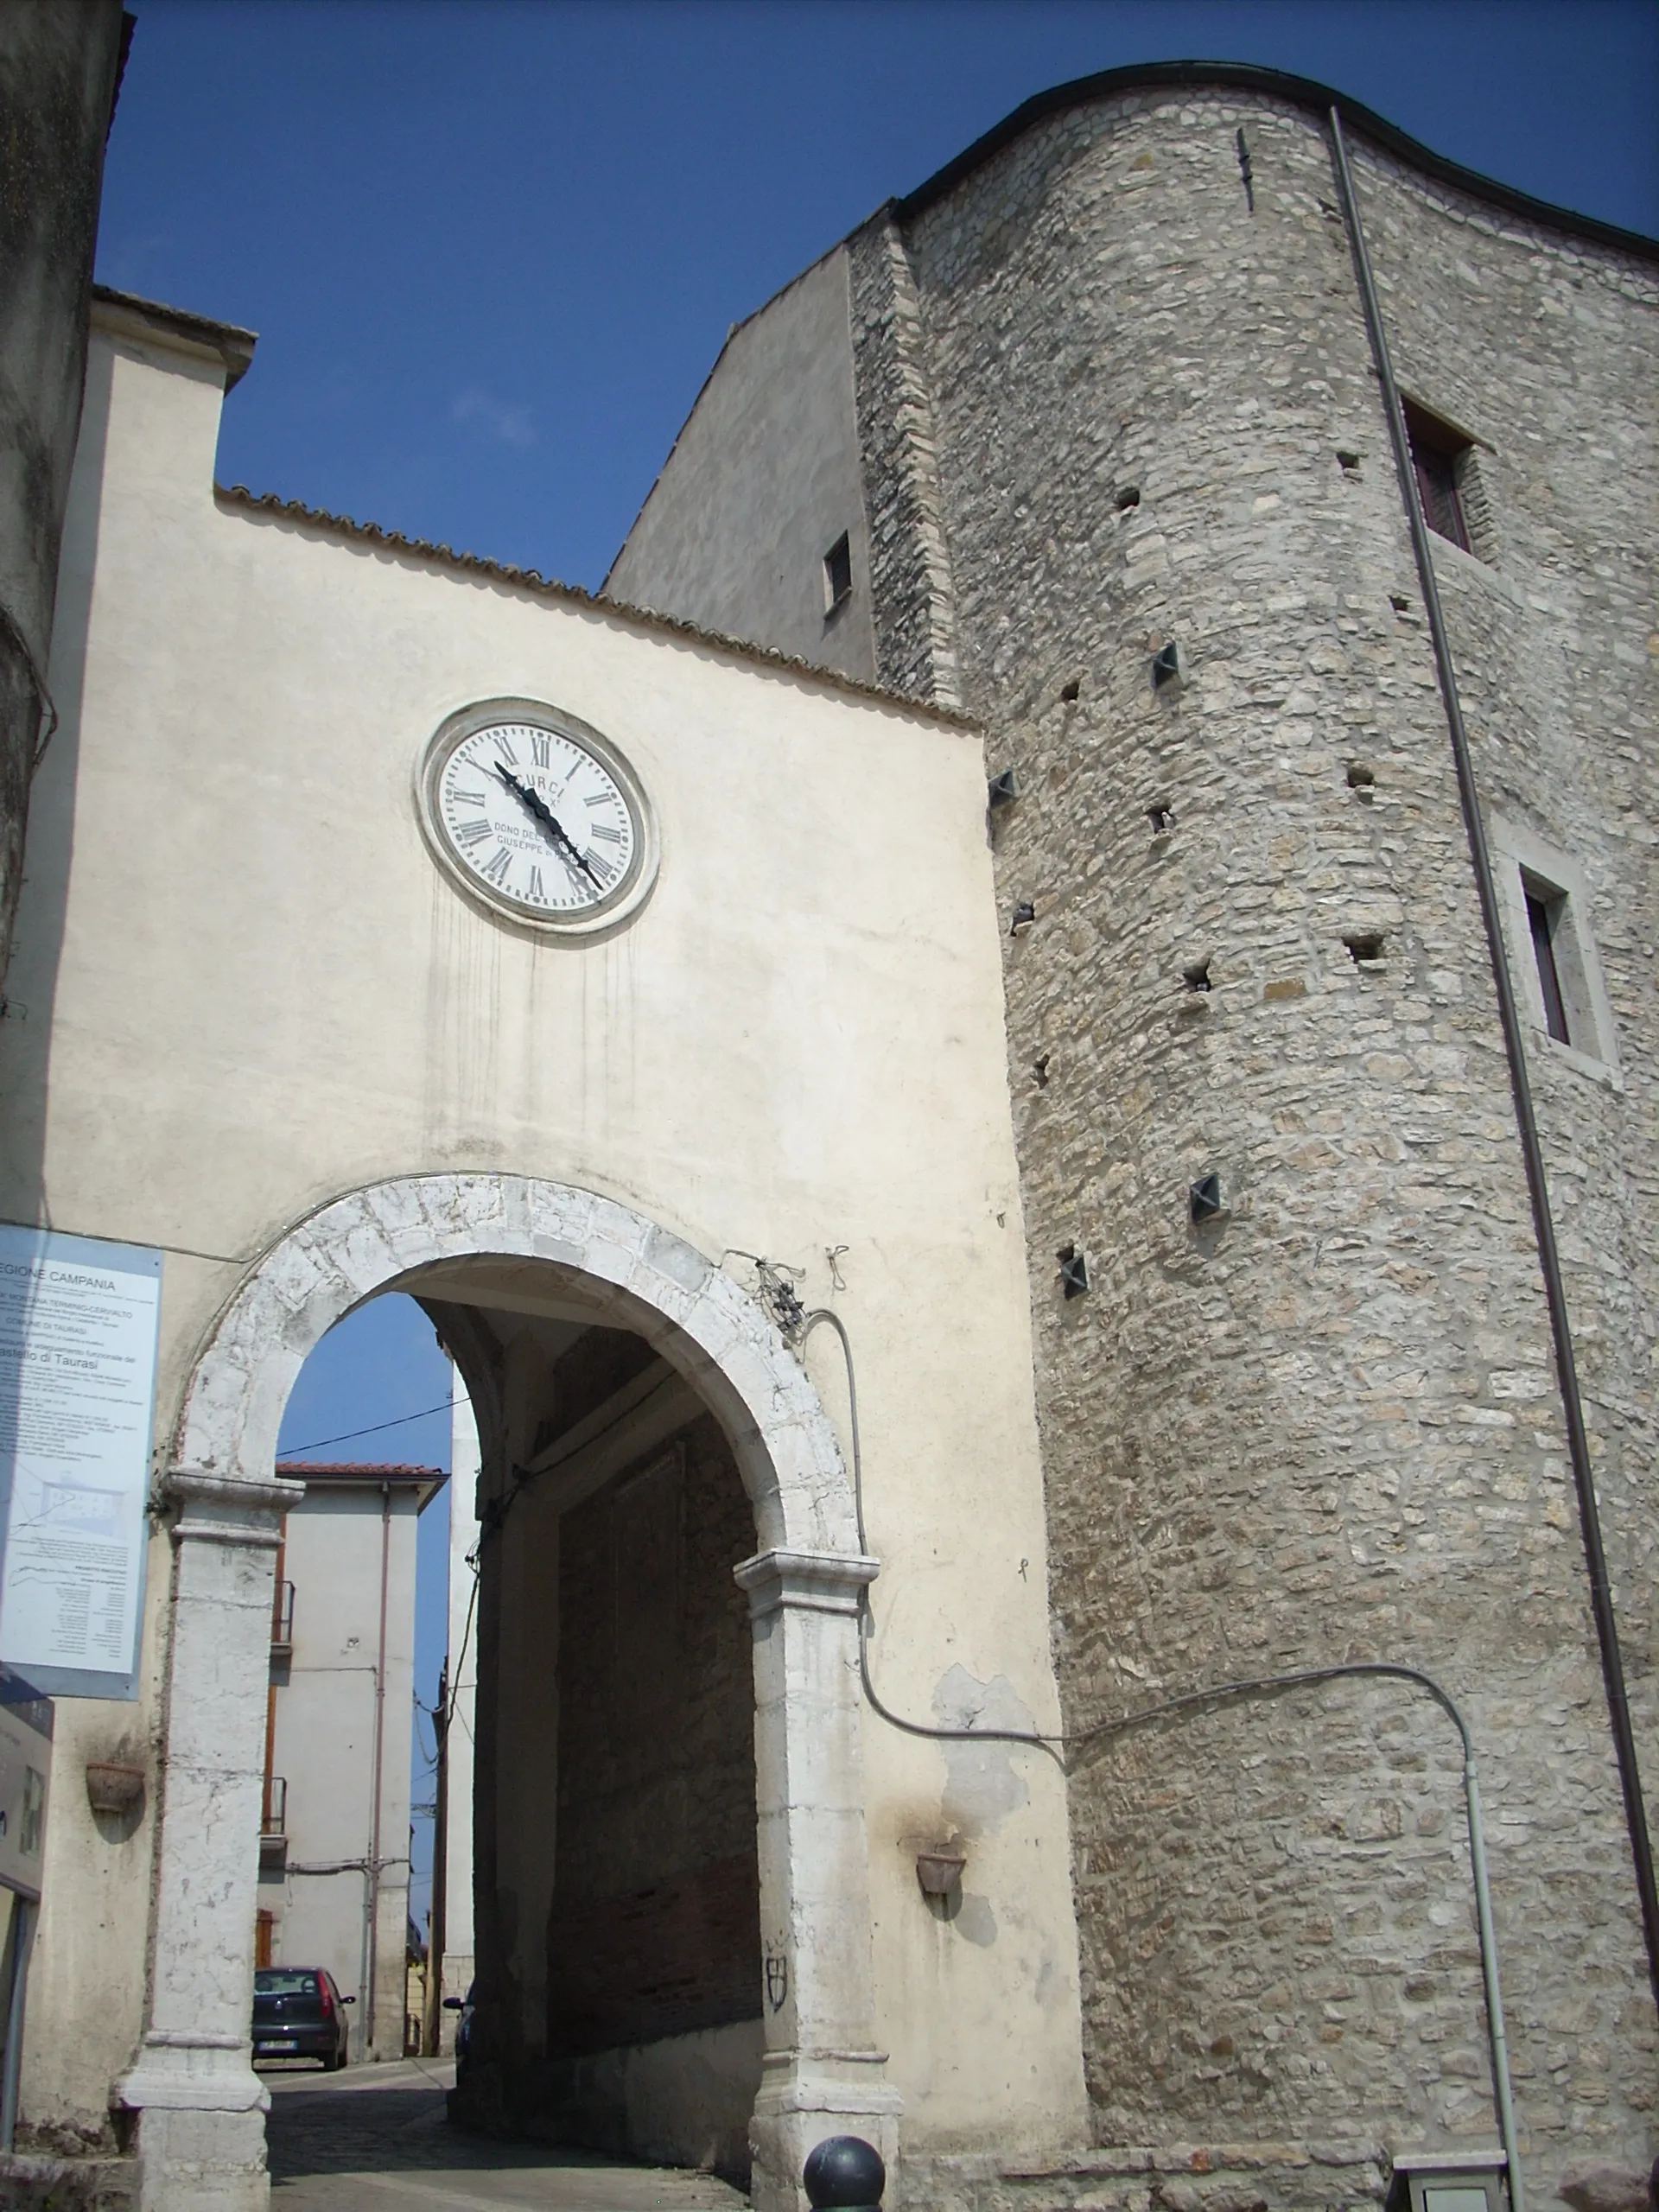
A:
[
  {"xmin": 891, "ymin": 60, "xmax": 1659, "ymax": 265},
  {"xmin": 214, "ymin": 483, "xmax": 978, "ymax": 730},
  {"xmin": 276, "ymin": 1463, "xmax": 444, "ymax": 1479}
]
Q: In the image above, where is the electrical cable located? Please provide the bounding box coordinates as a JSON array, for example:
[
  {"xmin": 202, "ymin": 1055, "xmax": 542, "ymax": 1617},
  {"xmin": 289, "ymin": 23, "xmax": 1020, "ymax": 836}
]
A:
[
  {"xmin": 279, "ymin": 1399, "xmax": 454, "ymax": 1456},
  {"xmin": 444, "ymin": 1554, "xmax": 480, "ymax": 1735},
  {"xmin": 412, "ymin": 1695, "xmax": 438, "ymax": 1773},
  {"xmin": 800, "ymin": 1304, "xmax": 1526, "ymax": 2205},
  {"xmin": 803, "ymin": 1307, "xmax": 1060, "ymax": 1754}
]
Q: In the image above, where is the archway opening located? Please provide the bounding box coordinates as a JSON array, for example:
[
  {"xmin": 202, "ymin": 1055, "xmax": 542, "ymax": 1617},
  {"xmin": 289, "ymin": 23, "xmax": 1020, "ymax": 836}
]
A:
[
  {"xmin": 141, "ymin": 1176, "xmax": 886, "ymax": 2212},
  {"xmin": 257, "ymin": 1294, "xmax": 453, "ymax": 2068},
  {"xmin": 410, "ymin": 1257, "xmax": 764, "ymax": 2185}
]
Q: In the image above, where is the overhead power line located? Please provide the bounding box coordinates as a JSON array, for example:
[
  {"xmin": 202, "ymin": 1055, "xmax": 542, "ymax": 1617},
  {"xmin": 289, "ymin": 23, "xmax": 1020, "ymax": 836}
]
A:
[{"xmin": 279, "ymin": 1398, "xmax": 454, "ymax": 1456}]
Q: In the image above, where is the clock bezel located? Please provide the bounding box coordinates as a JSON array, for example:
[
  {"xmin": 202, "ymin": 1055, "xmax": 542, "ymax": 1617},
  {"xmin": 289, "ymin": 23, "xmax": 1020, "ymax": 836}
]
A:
[{"xmin": 415, "ymin": 696, "xmax": 659, "ymax": 939}]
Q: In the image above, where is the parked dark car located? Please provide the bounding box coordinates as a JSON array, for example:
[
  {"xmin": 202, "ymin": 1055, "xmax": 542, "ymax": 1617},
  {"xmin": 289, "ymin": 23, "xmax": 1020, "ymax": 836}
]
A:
[
  {"xmin": 252, "ymin": 1967, "xmax": 353, "ymax": 2069},
  {"xmin": 442, "ymin": 1980, "xmax": 475, "ymax": 2082}
]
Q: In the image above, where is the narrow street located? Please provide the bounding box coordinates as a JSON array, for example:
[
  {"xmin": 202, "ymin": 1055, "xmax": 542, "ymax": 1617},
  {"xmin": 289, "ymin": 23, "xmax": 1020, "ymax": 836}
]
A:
[{"xmin": 264, "ymin": 2061, "xmax": 751, "ymax": 2212}]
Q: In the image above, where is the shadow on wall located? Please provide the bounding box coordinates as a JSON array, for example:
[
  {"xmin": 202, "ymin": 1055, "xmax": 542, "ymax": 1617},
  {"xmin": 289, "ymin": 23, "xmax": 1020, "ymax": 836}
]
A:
[{"xmin": 0, "ymin": 335, "xmax": 112, "ymax": 1238}]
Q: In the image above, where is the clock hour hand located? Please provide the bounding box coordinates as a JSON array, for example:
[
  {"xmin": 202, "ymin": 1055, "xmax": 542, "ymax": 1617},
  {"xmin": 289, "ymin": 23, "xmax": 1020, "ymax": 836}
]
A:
[{"xmin": 492, "ymin": 762, "xmax": 605, "ymax": 892}]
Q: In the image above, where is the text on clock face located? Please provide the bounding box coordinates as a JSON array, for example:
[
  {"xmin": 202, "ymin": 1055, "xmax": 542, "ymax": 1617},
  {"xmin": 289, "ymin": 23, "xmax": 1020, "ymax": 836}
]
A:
[{"xmin": 437, "ymin": 723, "xmax": 636, "ymax": 911}]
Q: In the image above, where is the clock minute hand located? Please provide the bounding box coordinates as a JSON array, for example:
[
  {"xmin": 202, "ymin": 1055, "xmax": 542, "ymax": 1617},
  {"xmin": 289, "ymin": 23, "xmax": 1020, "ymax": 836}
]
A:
[{"xmin": 493, "ymin": 762, "xmax": 605, "ymax": 891}]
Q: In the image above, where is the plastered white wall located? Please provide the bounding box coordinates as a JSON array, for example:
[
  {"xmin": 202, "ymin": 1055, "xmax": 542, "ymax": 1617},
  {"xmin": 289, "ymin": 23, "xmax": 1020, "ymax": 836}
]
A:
[{"xmin": 3, "ymin": 304, "xmax": 1085, "ymax": 2158}]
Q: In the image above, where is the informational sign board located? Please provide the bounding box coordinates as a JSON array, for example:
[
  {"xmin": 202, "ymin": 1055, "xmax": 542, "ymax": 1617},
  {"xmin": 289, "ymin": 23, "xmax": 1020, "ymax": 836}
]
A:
[{"xmin": 0, "ymin": 1228, "xmax": 161, "ymax": 1700}]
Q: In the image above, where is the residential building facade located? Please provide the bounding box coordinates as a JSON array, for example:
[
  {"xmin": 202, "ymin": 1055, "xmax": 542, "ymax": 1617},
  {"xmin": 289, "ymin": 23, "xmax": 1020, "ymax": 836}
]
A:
[{"xmin": 256, "ymin": 1463, "xmax": 443, "ymax": 2065}]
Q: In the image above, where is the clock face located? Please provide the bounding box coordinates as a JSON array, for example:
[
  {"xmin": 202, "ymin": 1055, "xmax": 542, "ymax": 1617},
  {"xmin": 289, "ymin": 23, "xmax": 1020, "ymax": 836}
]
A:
[{"xmin": 416, "ymin": 701, "xmax": 658, "ymax": 937}]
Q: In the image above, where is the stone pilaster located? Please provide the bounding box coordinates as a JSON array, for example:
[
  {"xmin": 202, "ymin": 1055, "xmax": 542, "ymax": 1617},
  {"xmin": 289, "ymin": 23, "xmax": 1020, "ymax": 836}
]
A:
[
  {"xmin": 116, "ymin": 1468, "xmax": 302, "ymax": 2212},
  {"xmin": 735, "ymin": 1547, "xmax": 900, "ymax": 2212}
]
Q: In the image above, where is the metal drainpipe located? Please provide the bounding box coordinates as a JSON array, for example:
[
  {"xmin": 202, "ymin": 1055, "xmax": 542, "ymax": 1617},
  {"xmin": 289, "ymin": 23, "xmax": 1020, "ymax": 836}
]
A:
[
  {"xmin": 365, "ymin": 1480, "xmax": 393, "ymax": 2056},
  {"xmin": 422, "ymin": 1656, "xmax": 449, "ymax": 2056},
  {"xmin": 1326, "ymin": 104, "xmax": 1659, "ymax": 2017}
]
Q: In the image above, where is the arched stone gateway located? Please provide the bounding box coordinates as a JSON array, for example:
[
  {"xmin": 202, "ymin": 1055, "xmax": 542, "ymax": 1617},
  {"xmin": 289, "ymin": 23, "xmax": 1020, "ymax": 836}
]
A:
[{"xmin": 116, "ymin": 1174, "xmax": 896, "ymax": 2212}]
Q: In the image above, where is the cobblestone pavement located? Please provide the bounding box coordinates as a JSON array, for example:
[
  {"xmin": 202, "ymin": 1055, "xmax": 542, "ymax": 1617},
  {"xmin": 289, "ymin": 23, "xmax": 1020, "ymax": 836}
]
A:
[{"xmin": 263, "ymin": 2060, "xmax": 749, "ymax": 2212}]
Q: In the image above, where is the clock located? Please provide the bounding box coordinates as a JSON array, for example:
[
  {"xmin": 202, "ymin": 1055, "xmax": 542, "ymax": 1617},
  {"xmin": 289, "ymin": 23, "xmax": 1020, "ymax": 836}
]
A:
[{"xmin": 416, "ymin": 698, "xmax": 658, "ymax": 938}]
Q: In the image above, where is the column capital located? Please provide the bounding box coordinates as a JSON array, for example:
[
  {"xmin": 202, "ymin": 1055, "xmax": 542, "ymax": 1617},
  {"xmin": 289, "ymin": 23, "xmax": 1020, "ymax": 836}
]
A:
[
  {"xmin": 166, "ymin": 1465, "xmax": 305, "ymax": 1547},
  {"xmin": 734, "ymin": 1547, "xmax": 880, "ymax": 1619}
]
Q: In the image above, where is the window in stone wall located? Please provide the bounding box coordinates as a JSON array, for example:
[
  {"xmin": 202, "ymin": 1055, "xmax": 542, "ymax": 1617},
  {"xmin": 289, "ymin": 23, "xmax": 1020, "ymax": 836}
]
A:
[
  {"xmin": 1402, "ymin": 397, "xmax": 1481, "ymax": 556},
  {"xmin": 822, "ymin": 531, "xmax": 853, "ymax": 614},
  {"xmin": 1525, "ymin": 882, "xmax": 1572, "ymax": 1044},
  {"xmin": 1491, "ymin": 817, "xmax": 1620, "ymax": 1077}
]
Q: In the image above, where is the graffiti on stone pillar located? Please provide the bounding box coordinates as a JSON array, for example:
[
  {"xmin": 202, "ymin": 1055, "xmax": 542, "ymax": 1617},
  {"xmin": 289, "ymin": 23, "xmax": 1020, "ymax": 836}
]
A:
[{"xmin": 764, "ymin": 1948, "xmax": 788, "ymax": 2013}]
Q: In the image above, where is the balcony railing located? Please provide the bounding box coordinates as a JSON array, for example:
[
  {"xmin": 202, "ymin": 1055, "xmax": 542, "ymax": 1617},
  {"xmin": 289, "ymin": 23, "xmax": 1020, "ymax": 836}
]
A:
[
  {"xmin": 259, "ymin": 1776, "xmax": 288, "ymax": 1868},
  {"xmin": 270, "ymin": 1580, "xmax": 295, "ymax": 1659}
]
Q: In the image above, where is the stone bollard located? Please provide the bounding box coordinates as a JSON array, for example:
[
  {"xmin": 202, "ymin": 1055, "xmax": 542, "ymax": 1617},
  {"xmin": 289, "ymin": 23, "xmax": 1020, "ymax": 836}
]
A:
[{"xmin": 804, "ymin": 2133, "xmax": 886, "ymax": 2212}]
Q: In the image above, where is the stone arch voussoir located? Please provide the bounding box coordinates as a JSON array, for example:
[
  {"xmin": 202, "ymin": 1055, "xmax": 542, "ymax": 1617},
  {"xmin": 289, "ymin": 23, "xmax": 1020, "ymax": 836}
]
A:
[{"xmin": 171, "ymin": 1172, "xmax": 855, "ymax": 1556}]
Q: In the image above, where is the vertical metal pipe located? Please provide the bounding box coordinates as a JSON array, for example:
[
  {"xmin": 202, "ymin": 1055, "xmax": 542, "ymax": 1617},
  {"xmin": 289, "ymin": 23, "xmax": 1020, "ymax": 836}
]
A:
[
  {"xmin": 422, "ymin": 1657, "xmax": 449, "ymax": 2056},
  {"xmin": 1463, "ymin": 1755, "xmax": 1525, "ymax": 2212},
  {"xmin": 365, "ymin": 1480, "xmax": 392, "ymax": 2056},
  {"xmin": 1325, "ymin": 104, "xmax": 1659, "ymax": 2018}
]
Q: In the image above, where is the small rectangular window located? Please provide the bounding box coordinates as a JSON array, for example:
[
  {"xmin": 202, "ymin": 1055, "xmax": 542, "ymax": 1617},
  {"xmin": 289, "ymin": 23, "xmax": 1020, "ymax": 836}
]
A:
[
  {"xmin": 1525, "ymin": 885, "xmax": 1571, "ymax": 1045},
  {"xmin": 1402, "ymin": 397, "xmax": 1471, "ymax": 553},
  {"xmin": 822, "ymin": 531, "xmax": 853, "ymax": 613},
  {"xmin": 1494, "ymin": 817, "xmax": 1619, "ymax": 1077}
]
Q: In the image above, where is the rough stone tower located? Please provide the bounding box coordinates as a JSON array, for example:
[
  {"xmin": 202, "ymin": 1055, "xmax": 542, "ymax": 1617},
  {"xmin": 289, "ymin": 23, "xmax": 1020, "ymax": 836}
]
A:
[{"xmin": 608, "ymin": 63, "xmax": 1659, "ymax": 2192}]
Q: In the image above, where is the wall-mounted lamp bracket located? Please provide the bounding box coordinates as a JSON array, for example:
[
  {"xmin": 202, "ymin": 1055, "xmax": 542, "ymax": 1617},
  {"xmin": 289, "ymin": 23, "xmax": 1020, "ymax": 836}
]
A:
[
  {"xmin": 915, "ymin": 1850, "xmax": 967, "ymax": 1897},
  {"xmin": 988, "ymin": 769, "xmax": 1019, "ymax": 807}
]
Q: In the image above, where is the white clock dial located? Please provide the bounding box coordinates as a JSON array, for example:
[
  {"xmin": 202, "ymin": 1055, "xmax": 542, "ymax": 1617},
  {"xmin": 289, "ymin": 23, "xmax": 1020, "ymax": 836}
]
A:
[{"xmin": 416, "ymin": 701, "xmax": 658, "ymax": 938}]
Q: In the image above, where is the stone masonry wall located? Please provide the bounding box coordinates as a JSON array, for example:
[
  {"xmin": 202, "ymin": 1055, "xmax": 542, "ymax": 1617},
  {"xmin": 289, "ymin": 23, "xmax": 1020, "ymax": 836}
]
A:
[
  {"xmin": 848, "ymin": 215, "xmax": 965, "ymax": 710},
  {"xmin": 861, "ymin": 86, "xmax": 1659, "ymax": 2195}
]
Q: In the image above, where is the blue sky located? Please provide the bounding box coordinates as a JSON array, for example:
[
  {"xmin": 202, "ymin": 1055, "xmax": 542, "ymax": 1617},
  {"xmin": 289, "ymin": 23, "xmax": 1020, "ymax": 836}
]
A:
[
  {"xmin": 101, "ymin": 1, "xmax": 1658, "ymax": 601},
  {"xmin": 128, "ymin": 0, "xmax": 1654, "ymax": 1936}
]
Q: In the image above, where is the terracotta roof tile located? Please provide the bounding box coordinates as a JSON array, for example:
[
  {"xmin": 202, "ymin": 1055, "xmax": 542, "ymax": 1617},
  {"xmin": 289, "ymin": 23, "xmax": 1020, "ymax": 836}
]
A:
[{"xmin": 276, "ymin": 1460, "xmax": 443, "ymax": 1480}]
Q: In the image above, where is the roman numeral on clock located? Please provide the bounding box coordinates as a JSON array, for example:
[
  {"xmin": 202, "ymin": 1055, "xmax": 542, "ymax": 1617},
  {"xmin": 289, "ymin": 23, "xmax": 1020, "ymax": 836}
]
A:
[
  {"xmin": 451, "ymin": 789, "xmax": 486, "ymax": 810},
  {"xmin": 590, "ymin": 823, "xmax": 624, "ymax": 844},
  {"xmin": 531, "ymin": 732, "xmax": 550, "ymax": 768},
  {"xmin": 527, "ymin": 866, "xmax": 545, "ymax": 903},
  {"xmin": 481, "ymin": 849, "xmax": 512, "ymax": 886},
  {"xmin": 454, "ymin": 817, "xmax": 491, "ymax": 848}
]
